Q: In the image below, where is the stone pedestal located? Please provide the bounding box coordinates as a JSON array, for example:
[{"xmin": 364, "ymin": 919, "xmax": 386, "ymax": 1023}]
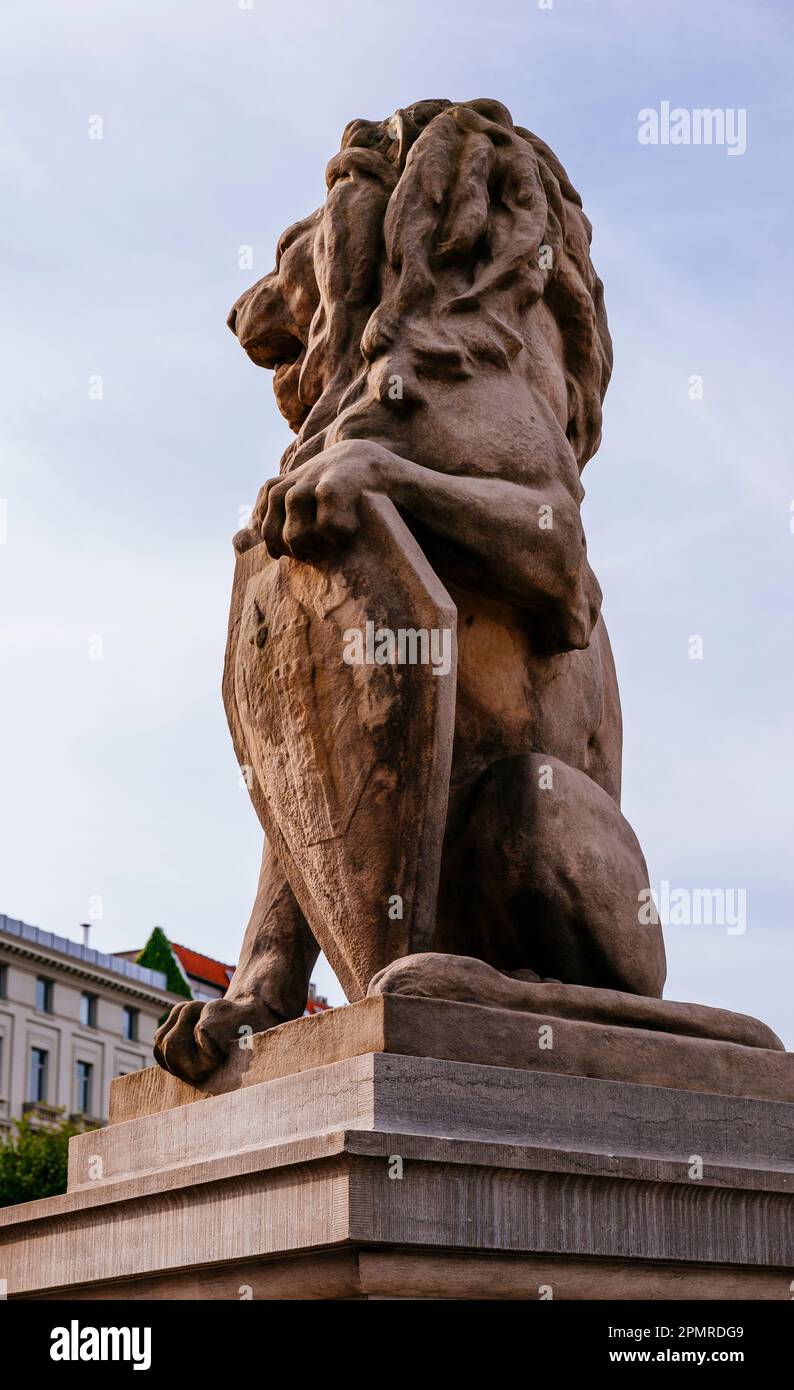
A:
[{"xmin": 2, "ymin": 996, "xmax": 793, "ymax": 1299}]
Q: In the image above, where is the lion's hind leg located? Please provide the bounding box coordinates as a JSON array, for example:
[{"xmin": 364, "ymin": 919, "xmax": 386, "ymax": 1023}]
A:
[{"xmin": 434, "ymin": 752, "xmax": 666, "ymax": 998}]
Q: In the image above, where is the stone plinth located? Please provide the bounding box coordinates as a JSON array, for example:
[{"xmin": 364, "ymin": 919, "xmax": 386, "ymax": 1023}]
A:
[{"xmin": 1, "ymin": 997, "xmax": 793, "ymax": 1300}]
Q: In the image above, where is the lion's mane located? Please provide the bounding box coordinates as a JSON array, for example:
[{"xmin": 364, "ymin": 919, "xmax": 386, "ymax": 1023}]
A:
[{"xmin": 287, "ymin": 98, "xmax": 612, "ymax": 473}]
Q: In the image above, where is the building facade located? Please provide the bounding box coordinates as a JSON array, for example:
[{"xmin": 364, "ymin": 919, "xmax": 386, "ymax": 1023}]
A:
[{"xmin": 0, "ymin": 915, "xmax": 184, "ymax": 1132}]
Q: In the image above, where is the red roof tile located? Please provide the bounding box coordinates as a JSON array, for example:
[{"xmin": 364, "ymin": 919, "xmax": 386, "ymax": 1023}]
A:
[
  {"xmin": 172, "ymin": 941, "xmax": 332, "ymax": 1011},
  {"xmin": 171, "ymin": 943, "xmax": 235, "ymax": 991}
]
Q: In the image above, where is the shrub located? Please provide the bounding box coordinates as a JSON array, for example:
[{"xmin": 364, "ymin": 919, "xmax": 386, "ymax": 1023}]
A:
[
  {"xmin": 136, "ymin": 926, "xmax": 192, "ymax": 1000},
  {"xmin": 0, "ymin": 1113, "xmax": 92, "ymax": 1208}
]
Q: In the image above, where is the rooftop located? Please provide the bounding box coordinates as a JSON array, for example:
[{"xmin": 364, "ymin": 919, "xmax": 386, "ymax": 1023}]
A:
[
  {"xmin": 171, "ymin": 943, "xmax": 235, "ymax": 991},
  {"xmin": 169, "ymin": 946, "xmax": 329, "ymax": 1010},
  {"xmin": 0, "ymin": 913, "xmax": 169, "ymax": 992}
]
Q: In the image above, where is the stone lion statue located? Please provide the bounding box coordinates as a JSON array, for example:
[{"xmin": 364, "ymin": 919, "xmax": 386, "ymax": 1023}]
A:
[{"xmin": 156, "ymin": 99, "xmax": 772, "ymax": 1084}]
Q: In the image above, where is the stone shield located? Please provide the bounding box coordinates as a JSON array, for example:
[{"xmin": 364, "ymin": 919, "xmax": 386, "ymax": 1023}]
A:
[{"xmin": 223, "ymin": 493, "xmax": 457, "ymax": 1000}]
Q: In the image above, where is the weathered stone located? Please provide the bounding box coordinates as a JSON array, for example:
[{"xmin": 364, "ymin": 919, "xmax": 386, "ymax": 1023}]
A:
[
  {"xmin": 154, "ymin": 100, "xmax": 679, "ymax": 1086},
  {"xmin": 111, "ymin": 995, "xmax": 793, "ymax": 1127},
  {"xmin": 6, "ymin": 101, "xmax": 784, "ymax": 1306},
  {"xmin": 2, "ymin": 1024, "xmax": 793, "ymax": 1299}
]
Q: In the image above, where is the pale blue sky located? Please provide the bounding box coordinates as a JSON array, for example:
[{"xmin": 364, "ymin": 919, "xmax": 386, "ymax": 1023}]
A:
[{"xmin": 1, "ymin": 0, "xmax": 792, "ymax": 1041}]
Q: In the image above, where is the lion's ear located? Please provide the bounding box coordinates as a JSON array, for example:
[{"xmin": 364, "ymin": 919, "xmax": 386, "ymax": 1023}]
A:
[
  {"xmin": 434, "ymin": 133, "xmax": 493, "ymax": 264},
  {"xmin": 370, "ymin": 106, "xmax": 551, "ymax": 381},
  {"xmin": 385, "ymin": 111, "xmax": 421, "ymax": 168},
  {"xmin": 464, "ymin": 98, "xmax": 515, "ymax": 130},
  {"xmin": 394, "ymin": 106, "xmax": 548, "ymax": 311},
  {"xmin": 447, "ymin": 116, "xmax": 547, "ymax": 311}
]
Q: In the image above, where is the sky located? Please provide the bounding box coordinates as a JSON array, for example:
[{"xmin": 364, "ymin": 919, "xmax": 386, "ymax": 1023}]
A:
[{"xmin": 1, "ymin": 0, "xmax": 792, "ymax": 1043}]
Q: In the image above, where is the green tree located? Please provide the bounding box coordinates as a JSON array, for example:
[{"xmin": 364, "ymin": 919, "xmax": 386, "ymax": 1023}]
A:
[
  {"xmin": 136, "ymin": 925, "xmax": 191, "ymax": 1000},
  {"xmin": 0, "ymin": 1113, "xmax": 91, "ymax": 1208}
]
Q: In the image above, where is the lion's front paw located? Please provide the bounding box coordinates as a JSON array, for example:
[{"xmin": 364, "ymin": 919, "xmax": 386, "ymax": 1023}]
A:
[
  {"xmin": 258, "ymin": 440, "xmax": 402, "ymax": 560},
  {"xmin": 153, "ymin": 997, "xmax": 278, "ymax": 1084}
]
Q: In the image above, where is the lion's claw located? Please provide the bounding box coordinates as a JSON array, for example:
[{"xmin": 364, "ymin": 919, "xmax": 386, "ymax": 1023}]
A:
[{"xmin": 154, "ymin": 996, "xmax": 282, "ymax": 1085}]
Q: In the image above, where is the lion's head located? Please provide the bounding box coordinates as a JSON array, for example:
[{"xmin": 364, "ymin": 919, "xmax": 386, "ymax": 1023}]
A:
[{"xmin": 229, "ymin": 99, "xmax": 612, "ymax": 474}]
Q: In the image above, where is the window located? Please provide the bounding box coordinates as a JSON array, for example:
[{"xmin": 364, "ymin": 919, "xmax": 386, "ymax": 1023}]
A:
[
  {"xmin": 29, "ymin": 1047, "xmax": 48, "ymax": 1103},
  {"xmin": 0, "ymin": 963, "xmax": 7, "ymax": 998},
  {"xmin": 75, "ymin": 1060, "xmax": 93, "ymax": 1115},
  {"xmin": 117, "ymin": 1058, "xmax": 144, "ymax": 1078},
  {"xmin": 122, "ymin": 1006, "xmax": 138, "ymax": 1041},
  {"xmin": 35, "ymin": 977, "xmax": 53, "ymax": 1014},
  {"xmin": 80, "ymin": 992, "xmax": 97, "ymax": 1028}
]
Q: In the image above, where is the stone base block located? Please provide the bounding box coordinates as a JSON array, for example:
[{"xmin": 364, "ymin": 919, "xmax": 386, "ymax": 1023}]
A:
[{"xmin": 1, "ymin": 997, "xmax": 792, "ymax": 1300}]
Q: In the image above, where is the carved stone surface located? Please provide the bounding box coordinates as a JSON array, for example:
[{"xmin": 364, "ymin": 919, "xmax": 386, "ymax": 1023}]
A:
[
  {"xmin": 225, "ymin": 494, "xmax": 456, "ymax": 999},
  {"xmin": 15, "ymin": 1254, "xmax": 794, "ymax": 1303},
  {"xmin": 2, "ymin": 1005, "xmax": 793, "ymax": 1300},
  {"xmin": 4, "ymin": 100, "xmax": 785, "ymax": 1307},
  {"xmin": 113, "ymin": 995, "xmax": 794, "ymax": 1127},
  {"xmin": 151, "ymin": 98, "xmax": 776, "ymax": 1085}
]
